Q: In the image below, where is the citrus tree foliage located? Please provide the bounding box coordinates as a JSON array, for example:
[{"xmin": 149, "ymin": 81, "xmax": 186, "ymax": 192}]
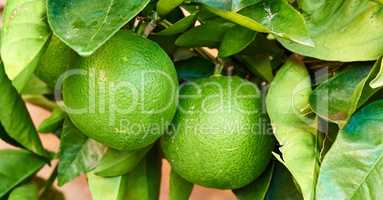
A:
[{"xmin": 1, "ymin": 0, "xmax": 383, "ymax": 199}]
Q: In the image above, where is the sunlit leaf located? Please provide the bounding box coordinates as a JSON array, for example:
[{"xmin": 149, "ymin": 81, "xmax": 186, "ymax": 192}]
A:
[{"xmin": 47, "ymin": 0, "xmax": 150, "ymax": 56}]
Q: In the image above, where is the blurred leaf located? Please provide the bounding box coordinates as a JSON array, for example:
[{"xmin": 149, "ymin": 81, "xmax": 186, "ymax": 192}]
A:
[
  {"xmin": 370, "ymin": 57, "xmax": 383, "ymax": 88},
  {"xmin": 316, "ymin": 100, "xmax": 383, "ymax": 199},
  {"xmin": 169, "ymin": 169, "xmax": 193, "ymax": 200},
  {"xmin": 280, "ymin": 0, "xmax": 383, "ymax": 61},
  {"xmin": 204, "ymin": 0, "xmax": 313, "ymax": 47},
  {"xmin": 57, "ymin": 118, "xmax": 106, "ymax": 186},
  {"xmin": 265, "ymin": 160, "xmax": 303, "ymax": 200},
  {"xmin": 8, "ymin": 183, "xmax": 39, "ymax": 200},
  {"xmin": 310, "ymin": 61, "xmax": 382, "ymax": 127},
  {"xmin": 219, "ymin": 26, "xmax": 256, "ymax": 58},
  {"xmin": 175, "ymin": 57, "xmax": 215, "ymax": 81},
  {"xmin": 193, "ymin": 0, "xmax": 261, "ymax": 11},
  {"xmin": 1, "ymin": 0, "xmax": 51, "ymax": 92},
  {"xmin": 234, "ymin": 162, "xmax": 274, "ymax": 200},
  {"xmin": 125, "ymin": 148, "xmax": 162, "ymax": 200},
  {"xmin": 157, "ymin": 13, "xmax": 198, "ymax": 36},
  {"xmin": 47, "ymin": 0, "xmax": 150, "ymax": 56},
  {"xmin": 241, "ymin": 55, "xmax": 273, "ymax": 82},
  {"xmin": 21, "ymin": 75, "xmax": 52, "ymax": 95},
  {"xmin": 0, "ymin": 62, "xmax": 48, "ymax": 157},
  {"xmin": 318, "ymin": 119, "xmax": 338, "ymax": 161},
  {"xmin": 0, "ymin": 124, "xmax": 22, "ymax": 148},
  {"xmin": 176, "ymin": 18, "xmax": 235, "ymax": 48},
  {"xmin": 37, "ymin": 108, "xmax": 65, "ymax": 133},
  {"xmin": 157, "ymin": 0, "xmax": 184, "ymax": 16},
  {"xmin": 266, "ymin": 58, "xmax": 320, "ymax": 200},
  {"xmin": 94, "ymin": 146, "xmax": 152, "ymax": 177},
  {"xmin": 88, "ymin": 173, "xmax": 128, "ymax": 200},
  {"xmin": 149, "ymin": 35, "xmax": 178, "ymax": 56},
  {"xmin": 0, "ymin": 149, "xmax": 45, "ymax": 197}
]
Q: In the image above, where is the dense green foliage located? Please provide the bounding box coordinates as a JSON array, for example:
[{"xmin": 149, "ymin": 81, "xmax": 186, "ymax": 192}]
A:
[{"xmin": 1, "ymin": 0, "xmax": 383, "ymax": 199}]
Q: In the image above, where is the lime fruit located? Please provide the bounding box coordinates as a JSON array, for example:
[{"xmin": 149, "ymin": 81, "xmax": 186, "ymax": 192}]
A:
[
  {"xmin": 63, "ymin": 31, "xmax": 178, "ymax": 150},
  {"xmin": 35, "ymin": 36, "xmax": 77, "ymax": 88},
  {"xmin": 162, "ymin": 76, "xmax": 274, "ymax": 189}
]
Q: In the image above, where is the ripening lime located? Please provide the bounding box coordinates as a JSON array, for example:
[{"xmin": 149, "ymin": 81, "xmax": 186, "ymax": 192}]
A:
[
  {"xmin": 162, "ymin": 76, "xmax": 274, "ymax": 189},
  {"xmin": 63, "ymin": 31, "xmax": 178, "ymax": 150}
]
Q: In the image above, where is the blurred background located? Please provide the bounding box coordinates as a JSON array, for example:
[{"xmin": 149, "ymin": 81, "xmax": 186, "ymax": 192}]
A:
[{"xmin": 0, "ymin": 0, "xmax": 236, "ymax": 199}]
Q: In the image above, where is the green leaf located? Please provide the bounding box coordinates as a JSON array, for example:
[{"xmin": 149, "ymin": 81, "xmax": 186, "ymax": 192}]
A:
[
  {"xmin": 21, "ymin": 75, "xmax": 52, "ymax": 95},
  {"xmin": 57, "ymin": 118, "xmax": 106, "ymax": 186},
  {"xmin": 279, "ymin": 0, "xmax": 383, "ymax": 61},
  {"xmin": 266, "ymin": 58, "xmax": 320, "ymax": 200},
  {"xmin": 240, "ymin": 55, "xmax": 274, "ymax": 82},
  {"xmin": 157, "ymin": 0, "xmax": 184, "ymax": 16},
  {"xmin": 168, "ymin": 169, "xmax": 193, "ymax": 200},
  {"xmin": 0, "ymin": 149, "xmax": 45, "ymax": 197},
  {"xmin": 125, "ymin": 148, "xmax": 162, "ymax": 200},
  {"xmin": 204, "ymin": 0, "xmax": 313, "ymax": 47},
  {"xmin": 0, "ymin": 63, "xmax": 47, "ymax": 157},
  {"xmin": 175, "ymin": 57, "xmax": 215, "ymax": 81},
  {"xmin": 370, "ymin": 57, "xmax": 383, "ymax": 88},
  {"xmin": 8, "ymin": 183, "xmax": 39, "ymax": 200},
  {"xmin": 0, "ymin": 0, "xmax": 51, "ymax": 92},
  {"xmin": 193, "ymin": 0, "xmax": 262, "ymax": 11},
  {"xmin": 87, "ymin": 173, "xmax": 128, "ymax": 200},
  {"xmin": 316, "ymin": 100, "xmax": 383, "ymax": 199},
  {"xmin": 47, "ymin": 0, "xmax": 150, "ymax": 56},
  {"xmin": 38, "ymin": 108, "xmax": 65, "ymax": 133},
  {"xmin": 265, "ymin": 160, "xmax": 303, "ymax": 200},
  {"xmin": 310, "ymin": 61, "xmax": 382, "ymax": 127},
  {"xmin": 233, "ymin": 162, "xmax": 274, "ymax": 200},
  {"xmin": 219, "ymin": 26, "xmax": 256, "ymax": 58},
  {"xmin": 157, "ymin": 13, "xmax": 198, "ymax": 36},
  {"xmin": 94, "ymin": 146, "xmax": 152, "ymax": 177},
  {"xmin": 175, "ymin": 18, "xmax": 235, "ymax": 48}
]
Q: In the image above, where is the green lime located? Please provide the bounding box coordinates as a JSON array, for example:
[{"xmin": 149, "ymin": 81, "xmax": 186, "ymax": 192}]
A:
[
  {"xmin": 35, "ymin": 36, "xmax": 77, "ymax": 88},
  {"xmin": 162, "ymin": 76, "xmax": 274, "ymax": 189},
  {"xmin": 63, "ymin": 31, "xmax": 178, "ymax": 150}
]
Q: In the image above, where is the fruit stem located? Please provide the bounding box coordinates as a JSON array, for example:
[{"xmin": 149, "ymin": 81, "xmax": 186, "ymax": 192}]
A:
[
  {"xmin": 137, "ymin": 12, "xmax": 159, "ymax": 38},
  {"xmin": 40, "ymin": 165, "xmax": 58, "ymax": 197},
  {"xmin": 213, "ymin": 59, "xmax": 225, "ymax": 76},
  {"xmin": 23, "ymin": 95, "xmax": 58, "ymax": 111}
]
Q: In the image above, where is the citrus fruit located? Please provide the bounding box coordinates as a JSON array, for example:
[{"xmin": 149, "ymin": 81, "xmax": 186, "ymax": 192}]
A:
[
  {"xmin": 63, "ymin": 31, "xmax": 178, "ymax": 150},
  {"xmin": 162, "ymin": 76, "xmax": 274, "ymax": 189},
  {"xmin": 35, "ymin": 36, "xmax": 77, "ymax": 88}
]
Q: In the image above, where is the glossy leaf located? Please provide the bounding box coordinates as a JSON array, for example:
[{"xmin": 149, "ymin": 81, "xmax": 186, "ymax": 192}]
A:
[
  {"xmin": 0, "ymin": 62, "xmax": 47, "ymax": 157},
  {"xmin": 193, "ymin": 0, "xmax": 261, "ymax": 11},
  {"xmin": 8, "ymin": 183, "xmax": 39, "ymax": 200},
  {"xmin": 157, "ymin": 13, "xmax": 198, "ymax": 36},
  {"xmin": 234, "ymin": 162, "xmax": 274, "ymax": 200},
  {"xmin": 175, "ymin": 18, "xmax": 235, "ymax": 48},
  {"xmin": 266, "ymin": 58, "xmax": 320, "ymax": 200},
  {"xmin": 316, "ymin": 100, "xmax": 383, "ymax": 199},
  {"xmin": 157, "ymin": 0, "xmax": 184, "ymax": 16},
  {"xmin": 1, "ymin": 0, "xmax": 51, "ymax": 92},
  {"xmin": 310, "ymin": 61, "xmax": 382, "ymax": 126},
  {"xmin": 280, "ymin": 0, "xmax": 383, "ymax": 61},
  {"xmin": 265, "ymin": 160, "xmax": 303, "ymax": 200},
  {"xmin": 94, "ymin": 146, "xmax": 152, "ymax": 177},
  {"xmin": 241, "ymin": 55, "xmax": 274, "ymax": 82},
  {"xmin": 219, "ymin": 26, "xmax": 256, "ymax": 58},
  {"xmin": 47, "ymin": 0, "xmax": 150, "ymax": 56},
  {"xmin": 125, "ymin": 148, "xmax": 162, "ymax": 200},
  {"xmin": 88, "ymin": 173, "xmax": 128, "ymax": 200},
  {"xmin": 57, "ymin": 118, "xmax": 106, "ymax": 186},
  {"xmin": 370, "ymin": 57, "xmax": 383, "ymax": 88},
  {"xmin": 175, "ymin": 57, "xmax": 215, "ymax": 81},
  {"xmin": 169, "ymin": 169, "xmax": 193, "ymax": 200},
  {"xmin": 204, "ymin": 0, "xmax": 313, "ymax": 47},
  {"xmin": 38, "ymin": 108, "xmax": 65, "ymax": 133},
  {"xmin": 0, "ymin": 149, "xmax": 45, "ymax": 197}
]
